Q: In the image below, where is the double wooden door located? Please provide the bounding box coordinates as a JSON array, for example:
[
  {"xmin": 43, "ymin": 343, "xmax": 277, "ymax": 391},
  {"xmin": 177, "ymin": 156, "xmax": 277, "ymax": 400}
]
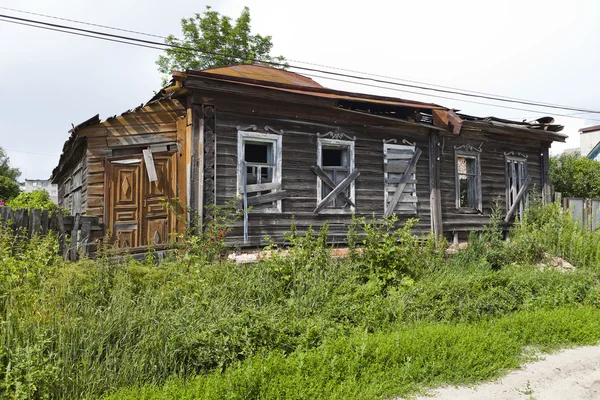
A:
[{"xmin": 107, "ymin": 152, "xmax": 177, "ymax": 249}]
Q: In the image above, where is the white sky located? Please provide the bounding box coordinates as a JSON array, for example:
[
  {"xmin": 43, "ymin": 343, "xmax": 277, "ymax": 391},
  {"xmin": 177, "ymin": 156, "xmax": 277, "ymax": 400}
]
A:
[{"xmin": 1, "ymin": 0, "xmax": 599, "ymax": 180}]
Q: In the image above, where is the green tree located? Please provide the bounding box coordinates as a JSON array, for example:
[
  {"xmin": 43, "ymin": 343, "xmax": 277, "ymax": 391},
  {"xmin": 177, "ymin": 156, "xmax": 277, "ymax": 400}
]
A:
[
  {"xmin": 156, "ymin": 6, "xmax": 286, "ymax": 85},
  {"xmin": 0, "ymin": 148, "xmax": 21, "ymax": 202},
  {"xmin": 0, "ymin": 147, "xmax": 20, "ymax": 182},
  {"xmin": 549, "ymin": 153, "xmax": 600, "ymax": 198},
  {"xmin": 8, "ymin": 190, "xmax": 57, "ymax": 211},
  {"xmin": 0, "ymin": 176, "xmax": 20, "ymax": 203}
]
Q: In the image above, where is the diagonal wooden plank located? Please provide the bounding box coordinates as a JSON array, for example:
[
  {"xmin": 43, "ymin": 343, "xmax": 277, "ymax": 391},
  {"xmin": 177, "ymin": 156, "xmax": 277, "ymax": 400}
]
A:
[
  {"xmin": 385, "ymin": 148, "xmax": 422, "ymax": 217},
  {"xmin": 245, "ymin": 182, "xmax": 281, "ymax": 194},
  {"xmin": 246, "ymin": 190, "xmax": 288, "ymax": 206},
  {"xmin": 310, "ymin": 166, "xmax": 356, "ymax": 208},
  {"xmin": 504, "ymin": 174, "xmax": 532, "ymax": 223},
  {"xmin": 314, "ymin": 170, "xmax": 360, "ymax": 213}
]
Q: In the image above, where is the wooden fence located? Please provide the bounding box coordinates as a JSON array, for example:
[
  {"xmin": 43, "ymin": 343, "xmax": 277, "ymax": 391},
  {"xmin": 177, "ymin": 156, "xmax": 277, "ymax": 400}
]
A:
[
  {"xmin": 562, "ymin": 197, "xmax": 600, "ymax": 231},
  {"xmin": 0, "ymin": 206, "xmax": 102, "ymax": 261}
]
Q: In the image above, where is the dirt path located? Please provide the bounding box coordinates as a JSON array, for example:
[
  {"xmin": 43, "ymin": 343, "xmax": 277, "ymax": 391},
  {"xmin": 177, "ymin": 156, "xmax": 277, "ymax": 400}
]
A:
[{"xmin": 411, "ymin": 345, "xmax": 600, "ymax": 400}]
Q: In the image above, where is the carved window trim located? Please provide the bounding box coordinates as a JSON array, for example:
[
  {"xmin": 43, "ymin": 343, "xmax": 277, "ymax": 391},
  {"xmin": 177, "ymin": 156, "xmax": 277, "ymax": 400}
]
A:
[
  {"xmin": 237, "ymin": 130, "xmax": 283, "ymax": 214},
  {"xmin": 316, "ymin": 138, "xmax": 355, "ymax": 214},
  {"xmin": 454, "ymin": 149, "xmax": 482, "ymax": 213}
]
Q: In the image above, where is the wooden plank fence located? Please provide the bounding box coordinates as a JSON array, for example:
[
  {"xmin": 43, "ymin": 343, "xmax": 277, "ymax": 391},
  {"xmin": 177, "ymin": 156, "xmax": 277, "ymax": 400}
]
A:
[
  {"xmin": 0, "ymin": 206, "xmax": 102, "ymax": 261},
  {"xmin": 561, "ymin": 197, "xmax": 600, "ymax": 232}
]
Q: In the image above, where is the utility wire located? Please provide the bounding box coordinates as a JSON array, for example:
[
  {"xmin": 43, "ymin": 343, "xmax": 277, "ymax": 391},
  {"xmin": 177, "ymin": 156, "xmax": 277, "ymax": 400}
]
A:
[
  {"xmin": 303, "ymin": 72, "xmax": 600, "ymax": 123},
  {"xmin": 0, "ymin": 6, "xmax": 165, "ymax": 38},
  {"xmin": 5, "ymin": 148, "xmax": 61, "ymax": 156},
  {"xmin": 1, "ymin": 12, "xmax": 599, "ymax": 116},
  {"xmin": 0, "ymin": 5, "xmax": 582, "ymax": 109}
]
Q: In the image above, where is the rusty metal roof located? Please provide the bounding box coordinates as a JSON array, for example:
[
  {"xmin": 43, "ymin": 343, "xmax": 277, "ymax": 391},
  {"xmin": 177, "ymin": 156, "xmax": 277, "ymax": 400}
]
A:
[
  {"xmin": 579, "ymin": 125, "xmax": 600, "ymax": 133},
  {"xmin": 202, "ymin": 64, "xmax": 324, "ymax": 88},
  {"xmin": 187, "ymin": 67, "xmax": 447, "ymax": 110}
]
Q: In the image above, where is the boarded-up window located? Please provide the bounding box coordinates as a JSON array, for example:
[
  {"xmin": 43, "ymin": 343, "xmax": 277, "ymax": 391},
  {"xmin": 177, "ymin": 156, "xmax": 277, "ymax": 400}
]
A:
[
  {"xmin": 383, "ymin": 144, "xmax": 418, "ymax": 215},
  {"xmin": 455, "ymin": 153, "xmax": 481, "ymax": 212},
  {"xmin": 237, "ymin": 130, "xmax": 283, "ymax": 213},
  {"xmin": 316, "ymin": 138, "xmax": 355, "ymax": 212},
  {"xmin": 506, "ymin": 156, "xmax": 528, "ymax": 220}
]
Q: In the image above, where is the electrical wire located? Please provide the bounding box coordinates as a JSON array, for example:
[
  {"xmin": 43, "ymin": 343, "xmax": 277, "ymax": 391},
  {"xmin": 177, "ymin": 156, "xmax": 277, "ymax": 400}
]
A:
[
  {"xmin": 0, "ymin": 5, "xmax": 584, "ymax": 109},
  {"xmin": 1, "ymin": 12, "xmax": 599, "ymax": 116}
]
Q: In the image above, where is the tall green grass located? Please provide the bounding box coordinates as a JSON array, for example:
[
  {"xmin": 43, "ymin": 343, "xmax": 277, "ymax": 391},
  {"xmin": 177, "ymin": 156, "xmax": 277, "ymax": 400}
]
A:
[{"xmin": 1, "ymin": 202, "xmax": 600, "ymax": 399}]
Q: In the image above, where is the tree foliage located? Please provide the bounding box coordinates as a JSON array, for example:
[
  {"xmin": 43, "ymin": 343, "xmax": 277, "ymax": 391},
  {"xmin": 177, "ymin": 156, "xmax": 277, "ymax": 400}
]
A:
[
  {"xmin": 549, "ymin": 153, "xmax": 600, "ymax": 198},
  {"xmin": 156, "ymin": 6, "xmax": 286, "ymax": 85},
  {"xmin": 0, "ymin": 176, "xmax": 20, "ymax": 203},
  {"xmin": 8, "ymin": 190, "xmax": 57, "ymax": 211},
  {"xmin": 0, "ymin": 148, "xmax": 21, "ymax": 202},
  {"xmin": 0, "ymin": 148, "xmax": 20, "ymax": 182}
]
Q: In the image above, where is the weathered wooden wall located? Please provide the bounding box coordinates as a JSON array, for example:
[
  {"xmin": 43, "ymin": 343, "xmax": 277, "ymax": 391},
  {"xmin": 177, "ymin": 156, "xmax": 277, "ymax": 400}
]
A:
[
  {"xmin": 204, "ymin": 94, "xmax": 433, "ymax": 246},
  {"xmin": 78, "ymin": 100, "xmax": 186, "ymax": 225},
  {"xmin": 439, "ymin": 125, "xmax": 546, "ymax": 233}
]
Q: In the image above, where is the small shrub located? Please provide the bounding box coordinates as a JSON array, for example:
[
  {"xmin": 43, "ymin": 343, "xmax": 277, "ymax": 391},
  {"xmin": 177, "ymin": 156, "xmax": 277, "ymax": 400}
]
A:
[{"xmin": 7, "ymin": 190, "xmax": 57, "ymax": 212}]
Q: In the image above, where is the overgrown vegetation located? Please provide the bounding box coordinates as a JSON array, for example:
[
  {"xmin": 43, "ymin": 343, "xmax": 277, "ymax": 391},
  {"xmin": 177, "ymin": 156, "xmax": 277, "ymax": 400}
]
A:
[
  {"xmin": 1, "ymin": 201, "xmax": 600, "ymax": 399},
  {"xmin": 7, "ymin": 189, "xmax": 57, "ymax": 211},
  {"xmin": 550, "ymin": 152, "xmax": 600, "ymax": 198}
]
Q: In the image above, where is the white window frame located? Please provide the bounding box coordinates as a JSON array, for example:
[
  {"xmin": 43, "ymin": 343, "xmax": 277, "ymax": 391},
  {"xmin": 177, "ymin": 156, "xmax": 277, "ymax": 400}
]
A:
[
  {"xmin": 455, "ymin": 151, "xmax": 482, "ymax": 212},
  {"xmin": 236, "ymin": 130, "xmax": 283, "ymax": 213},
  {"xmin": 383, "ymin": 143, "xmax": 418, "ymax": 214},
  {"xmin": 316, "ymin": 138, "xmax": 355, "ymax": 214}
]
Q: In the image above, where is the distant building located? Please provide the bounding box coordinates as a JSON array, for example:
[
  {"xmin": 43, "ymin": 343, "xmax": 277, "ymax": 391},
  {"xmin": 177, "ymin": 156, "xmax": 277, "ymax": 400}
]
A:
[
  {"xmin": 23, "ymin": 179, "xmax": 58, "ymax": 204},
  {"xmin": 579, "ymin": 125, "xmax": 600, "ymax": 161}
]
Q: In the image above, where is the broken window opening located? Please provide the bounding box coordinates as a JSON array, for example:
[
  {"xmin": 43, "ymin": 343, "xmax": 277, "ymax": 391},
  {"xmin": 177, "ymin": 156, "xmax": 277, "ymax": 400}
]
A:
[
  {"xmin": 506, "ymin": 157, "xmax": 528, "ymax": 220},
  {"xmin": 317, "ymin": 138, "xmax": 355, "ymax": 212},
  {"xmin": 237, "ymin": 131, "xmax": 283, "ymax": 213},
  {"xmin": 455, "ymin": 154, "xmax": 481, "ymax": 212}
]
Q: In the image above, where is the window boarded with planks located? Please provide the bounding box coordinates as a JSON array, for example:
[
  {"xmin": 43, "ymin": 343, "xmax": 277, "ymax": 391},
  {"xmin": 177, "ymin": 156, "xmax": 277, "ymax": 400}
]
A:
[{"xmin": 383, "ymin": 143, "xmax": 419, "ymax": 215}]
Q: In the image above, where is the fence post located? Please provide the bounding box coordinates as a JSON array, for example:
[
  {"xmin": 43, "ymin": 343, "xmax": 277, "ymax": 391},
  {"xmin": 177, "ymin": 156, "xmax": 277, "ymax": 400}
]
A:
[
  {"xmin": 54, "ymin": 210, "xmax": 68, "ymax": 260},
  {"xmin": 30, "ymin": 208, "xmax": 42, "ymax": 237},
  {"xmin": 70, "ymin": 214, "xmax": 81, "ymax": 261}
]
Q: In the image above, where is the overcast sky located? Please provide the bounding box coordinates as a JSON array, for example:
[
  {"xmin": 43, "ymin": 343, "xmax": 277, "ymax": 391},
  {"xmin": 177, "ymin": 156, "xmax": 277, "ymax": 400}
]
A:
[{"xmin": 1, "ymin": 0, "xmax": 599, "ymax": 180}]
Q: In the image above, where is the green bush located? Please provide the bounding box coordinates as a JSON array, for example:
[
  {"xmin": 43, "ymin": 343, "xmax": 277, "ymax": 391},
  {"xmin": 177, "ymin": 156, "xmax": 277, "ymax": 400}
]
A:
[
  {"xmin": 550, "ymin": 152, "xmax": 600, "ymax": 198},
  {"xmin": 7, "ymin": 190, "xmax": 57, "ymax": 211}
]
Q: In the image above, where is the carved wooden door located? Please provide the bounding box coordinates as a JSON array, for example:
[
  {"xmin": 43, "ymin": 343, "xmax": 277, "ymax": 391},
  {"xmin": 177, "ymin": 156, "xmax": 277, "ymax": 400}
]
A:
[
  {"xmin": 109, "ymin": 158, "xmax": 142, "ymax": 248},
  {"xmin": 140, "ymin": 153, "xmax": 176, "ymax": 246}
]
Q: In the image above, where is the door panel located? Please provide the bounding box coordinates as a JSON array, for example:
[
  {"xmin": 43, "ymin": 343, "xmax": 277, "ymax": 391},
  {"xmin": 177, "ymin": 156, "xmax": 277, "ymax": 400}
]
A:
[
  {"xmin": 109, "ymin": 161, "xmax": 142, "ymax": 248},
  {"xmin": 141, "ymin": 153, "xmax": 176, "ymax": 246}
]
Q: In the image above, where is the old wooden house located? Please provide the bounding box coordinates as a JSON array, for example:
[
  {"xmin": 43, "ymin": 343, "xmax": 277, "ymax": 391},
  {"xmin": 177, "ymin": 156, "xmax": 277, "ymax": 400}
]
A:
[{"xmin": 51, "ymin": 64, "xmax": 566, "ymax": 250}]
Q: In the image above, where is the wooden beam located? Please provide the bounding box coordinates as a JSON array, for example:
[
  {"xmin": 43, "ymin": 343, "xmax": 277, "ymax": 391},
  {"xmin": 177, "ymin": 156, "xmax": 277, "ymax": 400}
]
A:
[
  {"xmin": 246, "ymin": 190, "xmax": 288, "ymax": 206},
  {"xmin": 245, "ymin": 182, "xmax": 281, "ymax": 194},
  {"xmin": 314, "ymin": 170, "xmax": 360, "ymax": 214},
  {"xmin": 541, "ymin": 142, "xmax": 551, "ymax": 203},
  {"xmin": 310, "ymin": 166, "xmax": 356, "ymax": 207},
  {"xmin": 429, "ymin": 130, "xmax": 443, "ymax": 238},
  {"xmin": 142, "ymin": 148, "xmax": 158, "ymax": 182},
  {"xmin": 385, "ymin": 148, "xmax": 422, "ymax": 217},
  {"xmin": 504, "ymin": 174, "xmax": 532, "ymax": 223}
]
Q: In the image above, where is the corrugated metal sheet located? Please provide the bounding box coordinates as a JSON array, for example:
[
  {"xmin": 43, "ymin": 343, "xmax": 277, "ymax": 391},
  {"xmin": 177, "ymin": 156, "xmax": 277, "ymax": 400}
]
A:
[{"xmin": 202, "ymin": 64, "xmax": 324, "ymax": 88}]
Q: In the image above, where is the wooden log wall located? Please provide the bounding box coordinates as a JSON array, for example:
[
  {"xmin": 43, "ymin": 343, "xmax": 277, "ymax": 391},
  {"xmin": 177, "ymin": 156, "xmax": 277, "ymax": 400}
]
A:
[
  {"xmin": 438, "ymin": 127, "xmax": 546, "ymax": 233},
  {"xmin": 207, "ymin": 96, "xmax": 433, "ymax": 246},
  {"xmin": 0, "ymin": 206, "xmax": 101, "ymax": 260}
]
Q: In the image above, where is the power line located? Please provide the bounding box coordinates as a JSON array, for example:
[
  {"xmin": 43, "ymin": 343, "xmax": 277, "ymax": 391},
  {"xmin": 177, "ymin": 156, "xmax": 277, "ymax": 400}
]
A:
[
  {"xmin": 0, "ymin": 6, "xmax": 165, "ymax": 38},
  {"xmin": 303, "ymin": 72, "xmax": 600, "ymax": 123},
  {"xmin": 1, "ymin": 12, "xmax": 599, "ymax": 116},
  {"xmin": 0, "ymin": 6, "xmax": 583, "ymax": 110}
]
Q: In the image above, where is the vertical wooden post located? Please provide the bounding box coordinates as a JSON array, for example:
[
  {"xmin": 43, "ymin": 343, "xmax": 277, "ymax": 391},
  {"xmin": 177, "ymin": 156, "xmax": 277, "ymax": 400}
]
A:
[
  {"xmin": 70, "ymin": 213, "xmax": 81, "ymax": 261},
  {"xmin": 189, "ymin": 100, "xmax": 204, "ymax": 234},
  {"xmin": 80, "ymin": 218, "xmax": 92, "ymax": 257},
  {"xmin": 429, "ymin": 130, "xmax": 443, "ymax": 238},
  {"xmin": 41, "ymin": 210, "xmax": 49, "ymax": 235},
  {"xmin": 541, "ymin": 142, "xmax": 551, "ymax": 203},
  {"xmin": 30, "ymin": 208, "xmax": 42, "ymax": 236},
  {"xmin": 54, "ymin": 210, "xmax": 68, "ymax": 260}
]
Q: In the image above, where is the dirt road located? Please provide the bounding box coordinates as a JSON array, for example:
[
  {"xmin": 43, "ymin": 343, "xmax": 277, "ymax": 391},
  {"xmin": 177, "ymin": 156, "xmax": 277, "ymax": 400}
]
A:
[{"xmin": 411, "ymin": 345, "xmax": 600, "ymax": 400}]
